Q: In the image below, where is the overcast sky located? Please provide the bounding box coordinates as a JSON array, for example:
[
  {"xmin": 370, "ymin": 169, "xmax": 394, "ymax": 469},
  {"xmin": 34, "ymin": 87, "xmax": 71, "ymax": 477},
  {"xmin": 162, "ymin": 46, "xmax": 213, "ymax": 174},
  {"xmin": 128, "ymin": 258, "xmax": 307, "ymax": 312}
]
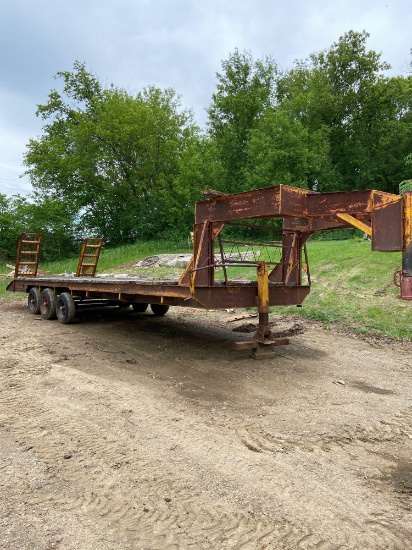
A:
[{"xmin": 0, "ymin": 0, "xmax": 411, "ymax": 196}]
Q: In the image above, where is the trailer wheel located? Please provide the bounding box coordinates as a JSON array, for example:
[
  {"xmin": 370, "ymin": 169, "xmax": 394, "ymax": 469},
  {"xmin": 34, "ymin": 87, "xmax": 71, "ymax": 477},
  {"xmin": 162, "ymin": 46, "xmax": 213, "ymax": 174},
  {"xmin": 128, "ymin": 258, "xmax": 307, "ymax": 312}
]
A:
[
  {"xmin": 56, "ymin": 292, "xmax": 76, "ymax": 324},
  {"xmin": 150, "ymin": 303, "xmax": 169, "ymax": 316},
  {"xmin": 40, "ymin": 288, "xmax": 57, "ymax": 320},
  {"xmin": 117, "ymin": 302, "xmax": 131, "ymax": 310},
  {"xmin": 28, "ymin": 287, "xmax": 41, "ymax": 314},
  {"xmin": 132, "ymin": 303, "xmax": 148, "ymax": 312}
]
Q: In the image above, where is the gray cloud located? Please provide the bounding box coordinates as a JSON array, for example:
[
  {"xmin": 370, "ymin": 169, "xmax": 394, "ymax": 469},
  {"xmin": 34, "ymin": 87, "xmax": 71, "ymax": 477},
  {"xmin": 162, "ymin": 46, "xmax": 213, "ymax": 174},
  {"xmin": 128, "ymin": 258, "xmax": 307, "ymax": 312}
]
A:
[{"xmin": 0, "ymin": 0, "xmax": 410, "ymax": 196}]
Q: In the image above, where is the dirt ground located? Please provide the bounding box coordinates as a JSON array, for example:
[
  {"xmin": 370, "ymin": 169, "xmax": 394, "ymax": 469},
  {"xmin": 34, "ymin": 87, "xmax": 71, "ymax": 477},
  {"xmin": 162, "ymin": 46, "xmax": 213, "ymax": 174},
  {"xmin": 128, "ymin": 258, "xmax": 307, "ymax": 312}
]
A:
[{"xmin": 0, "ymin": 298, "xmax": 411, "ymax": 550}]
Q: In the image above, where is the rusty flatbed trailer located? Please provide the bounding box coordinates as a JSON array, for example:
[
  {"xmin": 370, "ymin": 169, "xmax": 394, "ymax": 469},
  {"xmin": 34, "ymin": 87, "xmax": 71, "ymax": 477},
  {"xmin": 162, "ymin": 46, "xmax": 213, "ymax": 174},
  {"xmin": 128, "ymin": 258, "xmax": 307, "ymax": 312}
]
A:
[{"xmin": 6, "ymin": 185, "xmax": 412, "ymax": 353}]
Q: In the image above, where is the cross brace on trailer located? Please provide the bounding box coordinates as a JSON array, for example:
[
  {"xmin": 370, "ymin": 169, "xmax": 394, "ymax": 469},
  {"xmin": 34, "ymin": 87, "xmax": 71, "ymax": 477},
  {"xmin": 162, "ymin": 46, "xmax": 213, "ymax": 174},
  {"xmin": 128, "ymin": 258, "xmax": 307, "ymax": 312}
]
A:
[{"xmin": 7, "ymin": 185, "xmax": 412, "ymax": 356}]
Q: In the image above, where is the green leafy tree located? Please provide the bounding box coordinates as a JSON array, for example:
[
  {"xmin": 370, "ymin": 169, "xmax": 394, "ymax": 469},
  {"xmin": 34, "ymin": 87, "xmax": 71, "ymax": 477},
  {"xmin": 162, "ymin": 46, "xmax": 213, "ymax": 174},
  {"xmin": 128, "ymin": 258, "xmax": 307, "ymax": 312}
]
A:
[
  {"xmin": 276, "ymin": 31, "xmax": 412, "ymax": 193},
  {"xmin": 0, "ymin": 194, "xmax": 19, "ymax": 261},
  {"xmin": 170, "ymin": 135, "xmax": 225, "ymax": 233},
  {"xmin": 24, "ymin": 62, "xmax": 201, "ymax": 245},
  {"xmin": 400, "ymin": 179, "xmax": 412, "ymax": 194},
  {"xmin": 244, "ymin": 107, "xmax": 334, "ymax": 190},
  {"xmin": 0, "ymin": 193, "xmax": 79, "ymax": 262},
  {"xmin": 401, "ymin": 151, "xmax": 412, "ymax": 194},
  {"xmin": 207, "ymin": 50, "xmax": 278, "ymax": 192}
]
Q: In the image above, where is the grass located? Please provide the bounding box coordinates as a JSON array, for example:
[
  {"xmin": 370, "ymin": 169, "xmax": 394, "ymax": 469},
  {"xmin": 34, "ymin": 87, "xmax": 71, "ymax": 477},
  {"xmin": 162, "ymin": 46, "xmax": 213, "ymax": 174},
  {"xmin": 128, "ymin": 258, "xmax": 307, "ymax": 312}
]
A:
[
  {"xmin": 278, "ymin": 239, "xmax": 410, "ymax": 339},
  {"xmin": 41, "ymin": 239, "xmax": 193, "ymax": 274},
  {"xmin": 1, "ymin": 236, "xmax": 410, "ymax": 340}
]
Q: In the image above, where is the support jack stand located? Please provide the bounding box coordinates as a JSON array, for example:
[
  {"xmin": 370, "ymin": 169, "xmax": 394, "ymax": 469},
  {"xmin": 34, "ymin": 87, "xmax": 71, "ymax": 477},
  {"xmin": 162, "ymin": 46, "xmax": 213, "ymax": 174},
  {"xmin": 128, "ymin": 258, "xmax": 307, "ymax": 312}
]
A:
[{"xmin": 233, "ymin": 262, "xmax": 290, "ymax": 358}]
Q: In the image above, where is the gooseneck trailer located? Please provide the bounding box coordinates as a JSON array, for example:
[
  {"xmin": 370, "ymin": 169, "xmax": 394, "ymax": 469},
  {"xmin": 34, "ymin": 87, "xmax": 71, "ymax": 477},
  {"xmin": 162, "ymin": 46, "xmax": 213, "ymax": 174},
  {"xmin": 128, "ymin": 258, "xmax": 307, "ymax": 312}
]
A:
[{"xmin": 6, "ymin": 185, "xmax": 412, "ymax": 353}]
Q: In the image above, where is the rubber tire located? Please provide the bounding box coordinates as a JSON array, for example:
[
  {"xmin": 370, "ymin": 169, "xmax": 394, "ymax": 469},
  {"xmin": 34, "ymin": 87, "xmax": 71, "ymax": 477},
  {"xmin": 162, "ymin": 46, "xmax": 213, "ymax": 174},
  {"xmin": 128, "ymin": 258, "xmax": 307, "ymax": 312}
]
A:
[
  {"xmin": 40, "ymin": 288, "xmax": 57, "ymax": 320},
  {"xmin": 132, "ymin": 303, "xmax": 148, "ymax": 312},
  {"xmin": 150, "ymin": 303, "xmax": 169, "ymax": 316},
  {"xmin": 56, "ymin": 292, "xmax": 76, "ymax": 324},
  {"xmin": 117, "ymin": 302, "xmax": 131, "ymax": 310},
  {"xmin": 28, "ymin": 287, "xmax": 41, "ymax": 314}
]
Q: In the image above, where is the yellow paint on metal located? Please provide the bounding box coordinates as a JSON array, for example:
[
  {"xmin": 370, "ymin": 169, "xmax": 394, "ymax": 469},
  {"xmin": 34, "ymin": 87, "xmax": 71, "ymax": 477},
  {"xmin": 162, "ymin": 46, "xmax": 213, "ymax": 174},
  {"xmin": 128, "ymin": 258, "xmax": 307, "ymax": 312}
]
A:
[
  {"xmin": 336, "ymin": 213, "xmax": 372, "ymax": 236},
  {"xmin": 177, "ymin": 256, "xmax": 194, "ymax": 285},
  {"xmin": 257, "ymin": 262, "xmax": 269, "ymax": 312},
  {"xmin": 212, "ymin": 222, "xmax": 225, "ymax": 240},
  {"xmin": 284, "ymin": 233, "xmax": 298, "ymax": 284},
  {"xmin": 404, "ymin": 192, "xmax": 412, "ymax": 250},
  {"xmin": 190, "ymin": 272, "xmax": 195, "ymax": 298},
  {"xmin": 373, "ymin": 190, "xmax": 402, "ymax": 206}
]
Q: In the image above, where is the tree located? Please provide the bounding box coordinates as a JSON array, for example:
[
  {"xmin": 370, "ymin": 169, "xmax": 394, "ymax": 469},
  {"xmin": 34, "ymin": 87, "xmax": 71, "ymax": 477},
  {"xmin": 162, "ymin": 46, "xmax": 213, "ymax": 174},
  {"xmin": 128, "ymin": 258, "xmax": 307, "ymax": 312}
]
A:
[
  {"xmin": 0, "ymin": 193, "xmax": 79, "ymax": 262},
  {"xmin": 0, "ymin": 194, "xmax": 19, "ymax": 261},
  {"xmin": 24, "ymin": 62, "xmax": 201, "ymax": 245},
  {"xmin": 170, "ymin": 135, "xmax": 225, "ymax": 232},
  {"xmin": 401, "ymin": 152, "xmax": 412, "ymax": 194},
  {"xmin": 244, "ymin": 107, "xmax": 334, "ymax": 191},
  {"xmin": 276, "ymin": 31, "xmax": 412, "ymax": 193},
  {"xmin": 26, "ymin": 195, "xmax": 81, "ymax": 260},
  {"xmin": 207, "ymin": 50, "xmax": 278, "ymax": 192}
]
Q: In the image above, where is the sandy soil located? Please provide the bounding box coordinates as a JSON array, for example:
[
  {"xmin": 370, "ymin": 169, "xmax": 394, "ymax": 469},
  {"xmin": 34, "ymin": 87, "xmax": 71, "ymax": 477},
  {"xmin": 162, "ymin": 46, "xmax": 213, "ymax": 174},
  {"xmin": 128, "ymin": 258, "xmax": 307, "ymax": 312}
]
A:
[{"xmin": 0, "ymin": 298, "xmax": 411, "ymax": 549}]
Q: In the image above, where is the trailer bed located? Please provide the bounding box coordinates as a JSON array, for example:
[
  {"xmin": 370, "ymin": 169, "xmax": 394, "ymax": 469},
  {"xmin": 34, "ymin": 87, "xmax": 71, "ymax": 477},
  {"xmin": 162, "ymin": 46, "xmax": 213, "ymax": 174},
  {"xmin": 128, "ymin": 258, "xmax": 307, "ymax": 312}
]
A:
[{"xmin": 7, "ymin": 275, "xmax": 309, "ymax": 310}]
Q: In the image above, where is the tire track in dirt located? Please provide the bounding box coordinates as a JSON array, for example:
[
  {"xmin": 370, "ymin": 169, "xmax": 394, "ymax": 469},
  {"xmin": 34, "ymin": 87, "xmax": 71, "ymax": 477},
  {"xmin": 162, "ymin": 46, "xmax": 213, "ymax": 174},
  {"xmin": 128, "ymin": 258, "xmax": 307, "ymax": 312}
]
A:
[
  {"xmin": 238, "ymin": 408, "xmax": 412, "ymax": 455},
  {"xmin": 1, "ymin": 302, "xmax": 412, "ymax": 549},
  {"xmin": 1, "ymin": 367, "xmax": 410, "ymax": 550},
  {"xmin": 1, "ymin": 344, "xmax": 329, "ymax": 549},
  {"xmin": 234, "ymin": 413, "xmax": 412, "ymax": 549},
  {"xmin": 1, "ymin": 370, "xmax": 360, "ymax": 548}
]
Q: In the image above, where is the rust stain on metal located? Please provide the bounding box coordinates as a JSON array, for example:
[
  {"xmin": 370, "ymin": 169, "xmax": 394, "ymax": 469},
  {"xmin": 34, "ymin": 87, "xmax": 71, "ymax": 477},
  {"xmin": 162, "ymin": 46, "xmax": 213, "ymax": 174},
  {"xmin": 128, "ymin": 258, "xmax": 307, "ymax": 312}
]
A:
[
  {"xmin": 307, "ymin": 190, "xmax": 374, "ymax": 216},
  {"xmin": 76, "ymin": 238, "xmax": 103, "ymax": 277},
  {"xmin": 14, "ymin": 233, "xmax": 42, "ymax": 278},
  {"xmin": 372, "ymin": 190, "xmax": 403, "ymax": 208},
  {"xmin": 195, "ymin": 185, "xmax": 282, "ymax": 223},
  {"xmin": 279, "ymin": 185, "xmax": 314, "ymax": 217},
  {"xmin": 372, "ymin": 200, "xmax": 403, "ymax": 251}
]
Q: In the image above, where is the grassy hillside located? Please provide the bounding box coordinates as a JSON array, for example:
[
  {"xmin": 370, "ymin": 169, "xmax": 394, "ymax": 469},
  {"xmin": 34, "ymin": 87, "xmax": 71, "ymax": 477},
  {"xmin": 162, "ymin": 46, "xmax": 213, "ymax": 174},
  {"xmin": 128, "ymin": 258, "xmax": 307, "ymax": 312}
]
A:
[
  {"xmin": 279, "ymin": 238, "xmax": 410, "ymax": 339},
  {"xmin": 1, "ymin": 237, "xmax": 410, "ymax": 339}
]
